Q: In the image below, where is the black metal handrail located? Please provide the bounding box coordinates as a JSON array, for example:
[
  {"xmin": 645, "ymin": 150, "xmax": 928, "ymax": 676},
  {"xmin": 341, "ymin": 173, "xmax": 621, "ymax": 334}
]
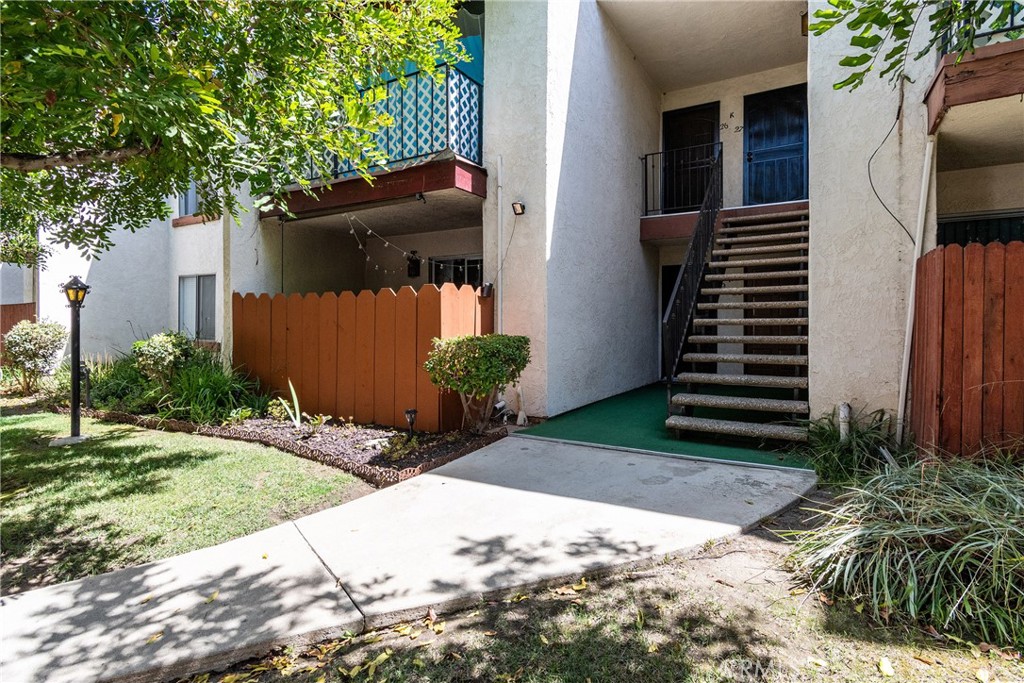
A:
[
  {"xmin": 642, "ymin": 142, "xmax": 721, "ymax": 216},
  {"xmin": 661, "ymin": 147, "xmax": 723, "ymax": 382}
]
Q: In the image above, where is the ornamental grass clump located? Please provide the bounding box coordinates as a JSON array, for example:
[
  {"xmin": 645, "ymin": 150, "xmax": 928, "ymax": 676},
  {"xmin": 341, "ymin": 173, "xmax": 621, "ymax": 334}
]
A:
[
  {"xmin": 424, "ymin": 334, "xmax": 530, "ymax": 433},
  {"xmin": 789, "ymin": 458, "xmax": 1024, "ymax": 647}
]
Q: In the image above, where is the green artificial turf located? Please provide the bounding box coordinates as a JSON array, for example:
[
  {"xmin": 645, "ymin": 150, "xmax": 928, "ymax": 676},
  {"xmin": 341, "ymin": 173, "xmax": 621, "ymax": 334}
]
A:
[{"xmin": 520, "ymin": 384, "xmax": 809, "ymax": 470}]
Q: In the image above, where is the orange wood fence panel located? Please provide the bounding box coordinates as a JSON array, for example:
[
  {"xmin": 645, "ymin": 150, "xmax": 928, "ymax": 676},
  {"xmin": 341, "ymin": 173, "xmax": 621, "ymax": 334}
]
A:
[
  {"xmin": 0, "ymin": 302, "xmax": 37, "ymax": 359},
  {"xmin": 909, "ymin": 242, "xmax": 1024, "ymax": 456},
  {"xmin": 233, "ymin": 284, "xmax": 492, "ymax": 432}
]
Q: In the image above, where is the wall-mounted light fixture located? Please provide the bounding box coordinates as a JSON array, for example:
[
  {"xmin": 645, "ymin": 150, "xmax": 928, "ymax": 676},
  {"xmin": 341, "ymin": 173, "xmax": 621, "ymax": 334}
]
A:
[
  {"xmin": 511, "ymin": 201, "xmax": 526, "ymax": 216},
  {"xmin": 800, "ymin": 11, "xmax": 808, "ymax": 37},
  {"xmin": 407, "ymin": 250, "xmax": 421, "ymax": 278},
  {"xmin": 480, "ymin": 282, "xmax": 494, "ymax": 298}
]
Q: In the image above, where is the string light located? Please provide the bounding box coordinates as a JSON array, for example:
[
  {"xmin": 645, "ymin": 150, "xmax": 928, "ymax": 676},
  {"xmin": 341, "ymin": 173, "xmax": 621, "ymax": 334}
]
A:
[{"xmin": 343, "ymin": 212, "xmax": 479, "ymax": 279}]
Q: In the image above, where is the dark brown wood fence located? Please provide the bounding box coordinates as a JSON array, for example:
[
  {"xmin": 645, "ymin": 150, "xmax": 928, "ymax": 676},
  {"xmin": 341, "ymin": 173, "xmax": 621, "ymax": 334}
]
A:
[
  {"xmin": 910, "ymin": 242, "xmax": 1024, "ymax": 455},
  {"xmin": 232, "ymin": 284, "xmax": 494, "ymax": 432},
  {"xmin": 0, "ymin": 302, "xmax": 36, "ymax": 360}
]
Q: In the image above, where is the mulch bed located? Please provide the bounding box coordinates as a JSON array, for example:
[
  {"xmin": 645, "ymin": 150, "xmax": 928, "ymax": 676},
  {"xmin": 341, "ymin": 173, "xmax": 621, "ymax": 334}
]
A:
[{"xmin": 52, "ymin": 407, "xmax": 504, "ymax": 488}]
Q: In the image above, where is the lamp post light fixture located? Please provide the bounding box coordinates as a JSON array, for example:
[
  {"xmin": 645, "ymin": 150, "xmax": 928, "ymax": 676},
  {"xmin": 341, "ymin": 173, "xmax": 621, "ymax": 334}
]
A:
[
  {"xmin": 404, "ymin": 408, "xmax": 418, "ymax": 441},
  {"xmin": 60, "ymin": 276, "xmax": 90, "ymax": 442}
]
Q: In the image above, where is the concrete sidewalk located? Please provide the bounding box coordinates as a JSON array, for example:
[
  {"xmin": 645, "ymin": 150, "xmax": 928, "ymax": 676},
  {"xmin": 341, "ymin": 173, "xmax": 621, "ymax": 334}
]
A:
[{"xmin": 1, "ymin": 437, "xmax": 816, "ymax": 683}]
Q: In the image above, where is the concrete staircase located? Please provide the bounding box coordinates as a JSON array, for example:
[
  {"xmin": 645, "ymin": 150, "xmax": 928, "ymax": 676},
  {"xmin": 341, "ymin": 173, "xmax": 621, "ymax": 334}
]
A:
[{"xmin": 666, "ymin": 207, "xmax": 810, "ymax": 444}]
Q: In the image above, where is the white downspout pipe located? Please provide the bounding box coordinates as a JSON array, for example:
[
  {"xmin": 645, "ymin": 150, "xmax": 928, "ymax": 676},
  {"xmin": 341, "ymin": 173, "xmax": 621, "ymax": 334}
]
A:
[
  {"xmin": 895, "ymin": 135, "xmax": 936, "ymax": 445},
  {"xmin": 496, "ymin": 155, "xmax": 504, "ymax": 334}
]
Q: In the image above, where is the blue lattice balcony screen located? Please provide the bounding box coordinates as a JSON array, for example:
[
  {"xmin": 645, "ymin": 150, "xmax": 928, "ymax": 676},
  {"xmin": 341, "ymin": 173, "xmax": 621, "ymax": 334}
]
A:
[{"xmin": 302, "ymin": 64, "xmax": 482, "ymax": 184}]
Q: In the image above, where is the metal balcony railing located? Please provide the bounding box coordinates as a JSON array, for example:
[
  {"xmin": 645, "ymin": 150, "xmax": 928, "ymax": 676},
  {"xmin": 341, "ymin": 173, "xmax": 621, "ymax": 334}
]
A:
[
  {"xmin": 301, "ymin": 64, "xmax": 482, "ymax": 184},
  {"xmin": 642, "ymin": 142, "xmax": 723, "ymax": 216},
  {"xmin": 944, "ymin": 1, "xmax": 1023, "ymax": 52}
]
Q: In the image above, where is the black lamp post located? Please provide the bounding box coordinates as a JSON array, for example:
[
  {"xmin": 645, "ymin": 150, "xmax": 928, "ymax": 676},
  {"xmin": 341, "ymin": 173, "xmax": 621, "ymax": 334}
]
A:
[{"xmin": 61, "ymin": 276, "xmax": 90, "ymax": 438}]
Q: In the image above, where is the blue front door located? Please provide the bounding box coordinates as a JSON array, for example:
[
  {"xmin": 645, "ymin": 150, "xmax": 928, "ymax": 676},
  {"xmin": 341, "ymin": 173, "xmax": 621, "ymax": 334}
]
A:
[{"xmin": 743, "ymin": 84, "xmax": 808, "ymax": 205}]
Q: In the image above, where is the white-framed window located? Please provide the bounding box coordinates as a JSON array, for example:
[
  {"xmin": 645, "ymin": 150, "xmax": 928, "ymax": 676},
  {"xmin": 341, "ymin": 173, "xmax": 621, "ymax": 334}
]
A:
[
  {"xmin": 178, "ymin": 181, "xmax": 198, "ymax": 217},
  {"xmin": 428, "ymin": 255, "xmax": 483, "ymax": 289},
  {"xmin": 179, "ymin": 274, "xmax": 216, "ymax": 340}
]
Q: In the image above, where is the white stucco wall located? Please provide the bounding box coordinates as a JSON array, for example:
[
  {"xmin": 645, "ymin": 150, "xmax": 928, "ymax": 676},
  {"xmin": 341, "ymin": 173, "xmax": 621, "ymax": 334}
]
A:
[
  {"xmin": 36, "ymin": 219, "xmax": 172, "ymax": 357},
  {"xmin": 937, "ymin": 162, "xmax": 1024, "ymax": 216},
  {"xmin": 169, "ymin": 216, "xmax": 224, "ymax": 341},
  {"xmin": 482, "ymin": 0, "xmax": 550, "ymax": 416},
  {"xmin": 807, "ymin": 2, "xmax": 937, "ymax": 418},
  {"xmin": 543, "ymin": 0, "xmax": 661, "ymax": 415},
  {"xmin": 1, "ymin": 264, "xmax": 34, "ymax": 305},
  {"xmin": 662, "ymin": 61, "xmax": 808, "ymax": 208},
  {"xmin": 363, "ymin": 226, "xmax": 482, "ymax": 291}
]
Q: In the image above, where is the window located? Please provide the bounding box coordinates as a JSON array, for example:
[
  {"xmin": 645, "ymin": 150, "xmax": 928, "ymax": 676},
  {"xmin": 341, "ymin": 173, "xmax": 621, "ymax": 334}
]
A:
[
  {"xmin": 179, "ymin": 275, "xmax": 216, "ymax": 340},
  {"xmin": 938, "ymin": 212, "xmax": 1024, "ymax": 247},
  {"xmin": 428, "ymin": 256, "xmax": 483, "ymax": 289},
  {"xmin": 178, "ymin": 182, "xmax": 198, "ymax": 217}
]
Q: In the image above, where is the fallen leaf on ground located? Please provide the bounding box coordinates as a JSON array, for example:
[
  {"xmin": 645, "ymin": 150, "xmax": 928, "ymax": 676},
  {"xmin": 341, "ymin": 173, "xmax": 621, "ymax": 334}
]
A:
[
  {"xmin": 139, "ymin": 595, "xmax": 153, "ymax": 605},
  {"xmin": 394, "ymin": 624, "xmax": 413, "ymax": 636},
  {"xmin": 540, "ymin": 635, "xmax": 550, "ymax": 645},
  {"xmin": 789, "ymin": 588, "xmax": 807, "ymax": 596},
  {"xmin": 647, "ymin": 643, "xmax": 659, "ymax": 653},
  {"xmin": 976, "ymin": 668, "xmax": 990, "ymax": 682},
  {"xmin": 551, "ymin": 585, "xmax": 576, "ymax": 596},
  {"xmin": 484, "ymin": 631, "xmax": 498, "ymax": 637},
  {"xmin": 431, "ymin": 621, "xmax": 445, "ymax": 635},
  {"xmin": 505, "ymin": 593, "xmax": 529, "ymax": 603},
  {"xmin": 146, "ymin": 631, "xmax": 164, "ymax": 645},
  {"xmin": 807, "ymin": 657, "xmax": 827, "ymax": 668},
  {"xmin": 205, "ymin": 590, "xmax": 219, "ymax": 604},
  {"xmin": 854, "ymin": 603, "xmax": 865, "ymax": 614},
  {"xmin": 261, "ymin": 553, "xmax": 268, "ymax": 560},
  {"xmin": 878, "ymin": 657, "xmax": 895, "ymax": 677},
  {"xmin": 572, "ymin": 577, "xmax": 588, "ymax": 591},
  {"xmin": 913, "ymin": 655, "xmax": 934, "ymax": 666},
  {"xmin": 426, "ymin": 607, "xmax": 438, "ymax": 624}
]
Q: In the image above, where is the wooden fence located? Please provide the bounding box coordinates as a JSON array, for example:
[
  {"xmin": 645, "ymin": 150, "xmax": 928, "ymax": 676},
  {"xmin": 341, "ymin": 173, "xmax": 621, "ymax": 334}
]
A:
[
  {"xmin": 232, "ymin": 284, "xmax": 494, "ymax": 432},
  {"xmin": 910, "ymin": 242, "xmax": 1024, "ymax": 455},
  {"xmin": 0, "ymin": 302, "xmax": 36, "ymax": 359}
]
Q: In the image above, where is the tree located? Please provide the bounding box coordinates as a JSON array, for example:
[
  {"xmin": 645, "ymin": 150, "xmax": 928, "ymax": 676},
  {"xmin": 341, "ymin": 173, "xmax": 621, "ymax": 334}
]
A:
[
  {"xmin": 810, "ymin": 0, "xmax": 1023, "ymax": 90},
  {"xmin": 0, "ymin": 0, "xmax": 464, "ymax": 265}
]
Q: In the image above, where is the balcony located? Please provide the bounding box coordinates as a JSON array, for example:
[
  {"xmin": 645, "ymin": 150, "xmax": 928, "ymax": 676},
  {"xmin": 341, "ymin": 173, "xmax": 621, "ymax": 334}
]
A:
[{"xmin": 301, "ymin": 64, "xmax": 482, "ymax": 186}]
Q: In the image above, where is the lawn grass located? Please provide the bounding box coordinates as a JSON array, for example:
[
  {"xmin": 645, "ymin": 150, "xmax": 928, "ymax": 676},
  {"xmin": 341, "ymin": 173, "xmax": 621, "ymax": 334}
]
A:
[{"xmin": 0, "ymin": 412, "xmax": 371, "ymax": 594}]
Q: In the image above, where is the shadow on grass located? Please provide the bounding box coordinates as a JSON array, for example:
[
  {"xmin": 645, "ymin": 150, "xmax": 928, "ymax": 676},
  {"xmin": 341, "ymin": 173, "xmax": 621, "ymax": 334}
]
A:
[
  {"xmin": 208, "ymin": 585, "xmax": 785, "ymax": 683},
  {"xmin": 1, "ymin": 422, "xmax": 217, "ymax": 595}
]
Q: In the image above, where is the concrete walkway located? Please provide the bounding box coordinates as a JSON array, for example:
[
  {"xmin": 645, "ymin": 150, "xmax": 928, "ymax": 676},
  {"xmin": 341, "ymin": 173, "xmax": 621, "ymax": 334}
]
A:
[{"xmin": 1, "ymin": 437, "xmax": 816, "ymax": 683}]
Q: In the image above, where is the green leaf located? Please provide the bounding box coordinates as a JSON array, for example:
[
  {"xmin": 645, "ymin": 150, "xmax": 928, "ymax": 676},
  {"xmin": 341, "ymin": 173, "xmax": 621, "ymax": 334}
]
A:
[{"xmin": 839, "ymin": 53, "xmax": 873, "ymax": 67}]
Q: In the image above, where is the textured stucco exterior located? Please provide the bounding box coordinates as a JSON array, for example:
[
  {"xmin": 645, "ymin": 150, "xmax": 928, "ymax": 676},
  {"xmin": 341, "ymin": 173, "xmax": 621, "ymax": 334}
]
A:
[
  {"xmin": 543, "ymin": 0, "xmax": 661, "ymax": 415},
  {"xmin": 937, "ymin": 163, "xmax": 1024, "ymax": 215},
  {"xmin": 38, "ymin": 219, "xmax": 171, "ymax": 357},
  {"xmin": 1, "ymin": 264, "xmax": 33, "ymax": 305},
  {"xmin": 481, "ymin": 0, "xmax": 550, "ymax": 416},
  {"xmin": 807, "ymin": 1, "xmax": 937, "ymax": 418},
  {"xmin": 662, "ymin": 61, "xmax": 808, "ymax": 208}
]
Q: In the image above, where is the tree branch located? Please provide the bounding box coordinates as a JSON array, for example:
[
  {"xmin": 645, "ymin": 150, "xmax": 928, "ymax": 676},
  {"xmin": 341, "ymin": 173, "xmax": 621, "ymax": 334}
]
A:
[{"xmin": 1, "ymin": 142, "xmax": 159, "ymax": 172}]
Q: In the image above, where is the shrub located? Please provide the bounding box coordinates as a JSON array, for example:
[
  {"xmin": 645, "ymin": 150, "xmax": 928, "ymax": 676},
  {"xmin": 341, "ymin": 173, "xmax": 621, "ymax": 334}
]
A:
[
  {"xmin": 131, "ymin": 332, "xmax": 192, "ymax": 389},
  {"xmin": 90, "ymin": 355, "xmax": 161, "ymax": 414},
  {"xmin": 157, "ymin": 350, "xmax": 267, "ymax": 424},
  {"xmin": 799, "ymin": 407, "xmax": 915, "ymax": 484},
  {"xmin": 2, "ymin": 319, "xmax": 67, "ymax": 394},
  {"xmin": 424, "ymin": 334, "xmax": 530, "ymax": 433},
  {"xmin": 788, "ymin": 459, "xmax": 1024, "ymax": 647}
]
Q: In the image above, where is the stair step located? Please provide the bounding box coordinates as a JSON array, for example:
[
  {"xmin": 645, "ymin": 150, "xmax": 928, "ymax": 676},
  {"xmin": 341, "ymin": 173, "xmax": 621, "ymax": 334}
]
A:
[
  {"xmin": 709, "ymin": 256, "xmax": 809, "ymax": 269},
  {"xmin": 697, "ymin": 301, "xmax": 806, "ymax": 311},
  {"xmin": 688, "ymin": 334, "xmax": 808, "ymax": 344},
  {"xmin": 671, "ymin": 392, "xmax": 809, "ymax": 414},
  {"xmin": 722, "ymin": 210, "xmax": 809, "ymax": 225},
  {"xmin": 716, "ymin": 231, "xmax": 809, "ymax": 245},
  {"xmin": 712, "ymin": 243, "xmax": 807, "ymax": 257},
  {"xmin": 666, "ymin": 415, "xmax": 808, "ymax": 442},
  {"xmin": 704, "ymin": 270, "xmax": 808, "ymax": 282},
  {"xmin": 676, "ymin": 371, "xmax": 808, "ymax": 389},
  {"xmin": 718, "ymin": 220, "xmax": 809, "ymax": 235},
  {"xmin": 701, "ymin": 285, "xmax": 808, "ymax": 296},
  {"xmin": 693, "ymin": 317, "xmax": 808, "ymax": 327},
  {"xmin": 683, "ymin": 352, "xmax": 807, "ymax": 366}
]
